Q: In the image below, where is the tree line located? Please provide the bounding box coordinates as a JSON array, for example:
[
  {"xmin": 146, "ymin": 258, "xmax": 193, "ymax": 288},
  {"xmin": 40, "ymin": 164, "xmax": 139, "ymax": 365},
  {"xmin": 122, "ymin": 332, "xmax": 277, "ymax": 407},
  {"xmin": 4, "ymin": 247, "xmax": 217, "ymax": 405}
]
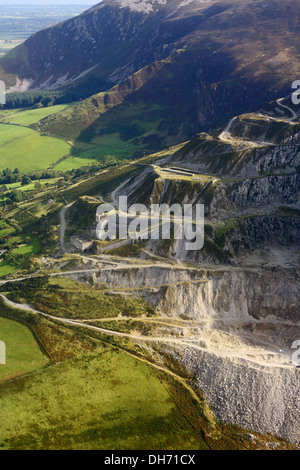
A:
[{"xmin": 0, "ymin": 76, "xmax": 110, "ymax": 110}]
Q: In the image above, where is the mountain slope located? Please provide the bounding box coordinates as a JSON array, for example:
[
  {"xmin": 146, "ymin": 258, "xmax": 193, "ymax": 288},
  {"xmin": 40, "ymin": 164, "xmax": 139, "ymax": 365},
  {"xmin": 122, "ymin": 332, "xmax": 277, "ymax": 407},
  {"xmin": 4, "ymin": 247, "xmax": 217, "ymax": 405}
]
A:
[
  {"xmin": 2, "ymin": 0, "xmax": 300, "ymax": 155},
  {"xmin": 0, "ymin": 0, "xmax": 219, "ymax": 91}
]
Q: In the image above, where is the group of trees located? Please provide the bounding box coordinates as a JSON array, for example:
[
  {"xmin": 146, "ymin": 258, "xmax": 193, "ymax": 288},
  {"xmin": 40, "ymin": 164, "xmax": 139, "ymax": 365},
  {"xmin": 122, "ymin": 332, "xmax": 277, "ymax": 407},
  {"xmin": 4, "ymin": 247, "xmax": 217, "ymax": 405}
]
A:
[
  {"xmin": 0, "ymin": 167, "xmax": 65, "ymax": 185},
  {"xmin": 2, "ymin": 91, "xmax": 72, "ymax": 110},
  {"xmin": 0, "ymin": 275, "xmax": 50, "ymax": 292},
  {"xmin": 1, "ymin": 76, "xmax": 111, "ymax": 110},
  {"xmin": 0, "ymin": 168, "xmax": 60, "ymax": 205}
]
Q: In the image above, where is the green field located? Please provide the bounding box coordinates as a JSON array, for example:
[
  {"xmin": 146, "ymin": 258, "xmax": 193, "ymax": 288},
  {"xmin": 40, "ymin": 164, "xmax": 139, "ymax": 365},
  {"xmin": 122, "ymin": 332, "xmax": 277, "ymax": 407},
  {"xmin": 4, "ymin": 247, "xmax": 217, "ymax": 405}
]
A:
[
  {"xmin": 0, "ymin": 316, "xmax": 48, "ymax": 381},
  {"xmin": 54, "ymin": 134, "xmax": 135, "ymax": 171},
  {"xmin": 0, "ymin": 237, "xmax": 41, "ymax": 277},
  {"xmin": 0, "ymin": 102, "xmax": 162, "ymax": 173},
  {"xmin": 0, "ymin": 221, "xmax": 15, "ymax": 239},
  {"xmin": 0, "ymin": 105, "xmax": 144, "ymax": 173},
  {"xmin": 0, "ymin": 123, "xmax": 71, "ymax": 172},
  {"xmin": 0, "ymin": 350, "xmax": 204, "ymax": 450},
  {"xmin": 0, "ymin": 105, "xmax": 70, "ymax": 126}
]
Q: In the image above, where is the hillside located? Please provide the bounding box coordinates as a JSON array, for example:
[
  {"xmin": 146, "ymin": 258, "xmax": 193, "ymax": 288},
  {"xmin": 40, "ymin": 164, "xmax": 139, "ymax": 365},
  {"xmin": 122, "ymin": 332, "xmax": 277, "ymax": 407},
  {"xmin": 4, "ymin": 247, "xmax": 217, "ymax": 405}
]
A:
[{"xmin": 1, "ymin": 0, "xmax": 300, "ymax": 152}]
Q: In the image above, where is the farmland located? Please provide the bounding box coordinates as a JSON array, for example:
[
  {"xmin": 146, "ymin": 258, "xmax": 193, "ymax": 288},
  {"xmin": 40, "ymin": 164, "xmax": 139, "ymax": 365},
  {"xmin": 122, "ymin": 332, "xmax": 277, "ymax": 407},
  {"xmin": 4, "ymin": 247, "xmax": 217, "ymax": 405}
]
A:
[
  {"xmin": 0, "ymin": 123, "xmax": 71, "ymax": 173},
  {"xmin": 0, "ymin": 105, "xmax": 70, "ymax": 126},
  {"xmin": 0, "ymin": 316, "xmax": 48, "ymax": 381},
  {"xmin": 0, "ymin": 236, "xmax": 42, "ymax": 277},
  {"xmin": 0, "ymin": 347, "xmax": 207, "ymax": 450},
  {"xmin": 0, "ymin": 38, "xmax": 24, "ymax": 57},
  {"xmin": 0, "ymin": 104, "xmax": 149, "ymax": 173}
]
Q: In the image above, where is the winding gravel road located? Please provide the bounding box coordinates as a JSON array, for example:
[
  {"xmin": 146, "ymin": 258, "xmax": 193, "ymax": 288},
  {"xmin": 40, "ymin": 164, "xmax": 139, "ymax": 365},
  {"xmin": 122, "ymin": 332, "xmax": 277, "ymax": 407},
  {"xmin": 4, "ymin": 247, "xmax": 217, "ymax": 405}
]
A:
[{"xmin": 276, "ymin": 98, "xmax": 298, "ymax": 121}]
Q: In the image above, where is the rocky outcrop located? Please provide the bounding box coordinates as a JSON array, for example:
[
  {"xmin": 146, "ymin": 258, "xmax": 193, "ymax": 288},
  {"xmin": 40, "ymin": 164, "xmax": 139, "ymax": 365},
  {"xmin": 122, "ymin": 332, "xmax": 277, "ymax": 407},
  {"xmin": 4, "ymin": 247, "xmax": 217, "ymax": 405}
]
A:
[
  {"xmin": 210, "ymin": 175, "xmax": 300, "ymax": 213},
  {"xmin": 242, "ymin": 144, "xmax": 300, "ymax": 177}
]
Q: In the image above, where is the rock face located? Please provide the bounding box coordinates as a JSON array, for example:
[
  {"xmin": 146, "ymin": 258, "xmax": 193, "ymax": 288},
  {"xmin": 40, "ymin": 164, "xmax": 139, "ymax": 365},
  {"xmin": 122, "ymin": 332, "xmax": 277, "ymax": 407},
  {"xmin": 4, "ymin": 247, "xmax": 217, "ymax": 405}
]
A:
[
  {"xmin": 85, "ymin": 266, "xmax": 300, "ymax": 326},
  {"xmin": 210, "ymin": 175, "xmax": 300, "ymax": 213}
]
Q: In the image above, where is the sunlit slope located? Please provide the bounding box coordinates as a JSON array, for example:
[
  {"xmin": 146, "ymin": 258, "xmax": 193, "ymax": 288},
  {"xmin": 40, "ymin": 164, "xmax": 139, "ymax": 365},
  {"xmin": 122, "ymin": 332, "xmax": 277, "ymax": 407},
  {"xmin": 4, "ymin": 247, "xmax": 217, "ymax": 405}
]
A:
[
  {"xmin": 0, "ymin": 316, "xmax": 48, "ymax": 381},
  {"xmin": 0, "ymin": 104, "xmax": 69, "ymax": 126},
  {"xmin": 0, "ymin": 124, "xmax": 71, "ymax": 172}
]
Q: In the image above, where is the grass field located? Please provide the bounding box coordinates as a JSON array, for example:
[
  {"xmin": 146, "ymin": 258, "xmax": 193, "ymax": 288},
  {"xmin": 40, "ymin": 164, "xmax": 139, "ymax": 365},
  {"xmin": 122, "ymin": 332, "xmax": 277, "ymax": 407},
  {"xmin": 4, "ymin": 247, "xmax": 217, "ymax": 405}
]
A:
[
  {"xmin": 0, "ymin": 349, "xmax": 204, "ymax": 450},
  {"xmin": 0, "ymin": 105, "xmax": 70, "ymax": 126},
  {"xmin": 0, "ymin": 236, "xmax": 41, "ymax": 277},
  {"xmin": 0, "ymin": 316, "xmax": 48, "ymax": 381},
  {"xmin": 0, "ymin": 106, "xmax": 143, "ymax": 173},
  {"xmin": 54, "ymin": 133, "xmax": 139, "ymax": 171},
  {"xmin": 0, "ymin": 123, "xmax": 71, "ymax": 172},
  {"xmin": 0, "ymin": 221, "xmax": 15, "ymax": 239},
  {"xmin": 0, "ymin": 101, "xmax": 165, "ymax": 173}
]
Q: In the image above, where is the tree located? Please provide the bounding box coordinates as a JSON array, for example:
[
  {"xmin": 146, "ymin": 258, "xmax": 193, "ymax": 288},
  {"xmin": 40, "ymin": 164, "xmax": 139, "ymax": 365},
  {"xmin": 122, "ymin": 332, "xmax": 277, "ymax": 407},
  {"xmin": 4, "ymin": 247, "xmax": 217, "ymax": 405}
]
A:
[
  {"xmin": 0, "ymin": 185, "xmax": 7, "ymax": 195},
  {"xmin": 9, "ymin": 190, "xmax": 24, "ymax": 202},
  {"xmin": 22, "ymin": 175, "xmax": 32, "ymax": 186},
  {"xmin": 34, "ymin": 181, "xmax": 42, "ymax": 191}
]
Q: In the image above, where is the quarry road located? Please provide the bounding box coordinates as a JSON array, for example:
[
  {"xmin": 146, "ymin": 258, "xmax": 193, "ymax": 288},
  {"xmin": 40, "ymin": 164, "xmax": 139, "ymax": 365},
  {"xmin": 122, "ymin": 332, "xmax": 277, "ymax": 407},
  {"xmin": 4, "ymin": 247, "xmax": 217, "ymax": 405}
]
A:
[
  {"xmin": 0, "ymin": 261, "xmax": 248, "ymax": 286},
  {"xmin": 218, "ymin": 117, "xmax": 274, "ymax": 147},
  {"xmin": 218, "ymin": 99, "xmax": 299, "ymax": 146},
  {"xmin": 0, "ymin": 293, "xmax": 295, "ymax": 371},
  {"xmin": 276, "ymin": 98, "xmax": 298, "ymax": 121},
  {"xmin": 218, "ymin": 117, "xmax": 236, "ymax": 142},
  {"xmin": 1, "ymin": 292, "xmax": 208, "ymax": 346}
]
